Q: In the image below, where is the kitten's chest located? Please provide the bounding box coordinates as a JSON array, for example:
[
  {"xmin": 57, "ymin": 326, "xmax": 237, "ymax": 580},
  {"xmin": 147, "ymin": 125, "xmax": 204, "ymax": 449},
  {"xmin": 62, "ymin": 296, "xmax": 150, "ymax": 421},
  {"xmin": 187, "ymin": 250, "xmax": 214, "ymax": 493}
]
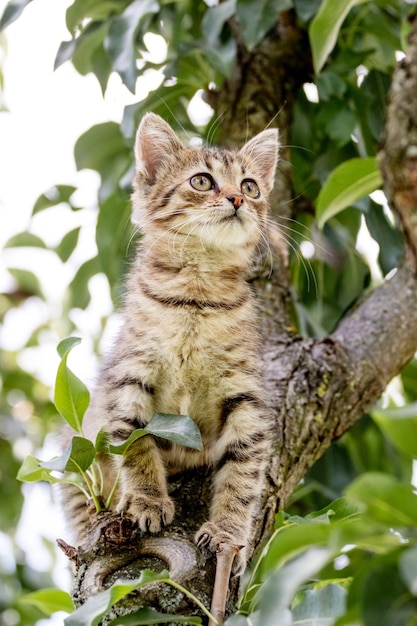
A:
[
  {"xmin": 160, "ymin": 307, "xmax": 224, "ymax": 369},
  {"xmin": 146, "ymin": 301, "xmax": 254, "ymax": 385}
]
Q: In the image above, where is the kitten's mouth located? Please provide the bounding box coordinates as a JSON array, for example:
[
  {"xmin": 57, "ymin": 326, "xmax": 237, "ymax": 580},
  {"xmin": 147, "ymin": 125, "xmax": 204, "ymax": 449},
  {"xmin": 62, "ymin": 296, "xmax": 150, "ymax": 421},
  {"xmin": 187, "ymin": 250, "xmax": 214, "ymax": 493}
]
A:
[{"xmin": 221, "ymin": 212, "xmax": 242, "ymax": 223}]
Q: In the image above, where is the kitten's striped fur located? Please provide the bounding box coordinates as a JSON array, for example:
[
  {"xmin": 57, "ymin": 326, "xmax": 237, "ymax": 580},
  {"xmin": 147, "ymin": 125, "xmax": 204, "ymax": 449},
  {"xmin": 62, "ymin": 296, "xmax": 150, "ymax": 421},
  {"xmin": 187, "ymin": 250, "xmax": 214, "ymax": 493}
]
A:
[{"xmin": 63, "ymin": 113, "xmax": 279, "ymax": 574}]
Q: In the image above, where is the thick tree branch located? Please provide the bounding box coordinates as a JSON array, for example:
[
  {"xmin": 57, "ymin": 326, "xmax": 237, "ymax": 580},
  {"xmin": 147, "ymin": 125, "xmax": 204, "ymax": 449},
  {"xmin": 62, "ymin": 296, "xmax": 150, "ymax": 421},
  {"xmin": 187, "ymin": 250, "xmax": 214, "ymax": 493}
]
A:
[
  {"xmin": 251, "ymin": 15, "xmax": 417, "ymax": 551},
  {"xmin": 380, "ymin": 14, "xmax": 417, "ymax": 271}
]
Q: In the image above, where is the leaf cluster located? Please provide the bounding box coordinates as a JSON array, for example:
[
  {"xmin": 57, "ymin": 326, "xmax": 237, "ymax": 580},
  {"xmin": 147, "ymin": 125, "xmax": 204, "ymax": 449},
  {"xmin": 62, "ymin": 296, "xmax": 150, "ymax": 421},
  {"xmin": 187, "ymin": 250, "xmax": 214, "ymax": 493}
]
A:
[
  {"xmin": 17, "ymin": 338, "xmax": 203, "ymax": 516},
  {"xmin": 21, "ymin": 480, "xmax": 417, "ymax": 625}
]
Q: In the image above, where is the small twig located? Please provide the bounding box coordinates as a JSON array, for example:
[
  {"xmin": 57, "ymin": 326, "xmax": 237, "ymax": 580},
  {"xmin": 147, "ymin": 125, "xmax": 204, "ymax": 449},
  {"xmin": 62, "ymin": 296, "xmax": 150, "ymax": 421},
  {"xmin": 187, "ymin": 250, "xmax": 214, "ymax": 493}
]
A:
[
  {"xmin": 56, "ymin": 538, "xmax": 78, "ymax": 563},
  {"xmin": 209, "ymin": 543, "xmax": 242, "ymax": 625}
]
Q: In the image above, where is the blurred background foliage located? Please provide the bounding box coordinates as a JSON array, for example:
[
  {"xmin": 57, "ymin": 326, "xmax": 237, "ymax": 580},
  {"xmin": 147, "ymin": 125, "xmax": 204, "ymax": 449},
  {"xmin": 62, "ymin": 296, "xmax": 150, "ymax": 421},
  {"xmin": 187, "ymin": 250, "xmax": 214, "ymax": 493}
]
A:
[{"xmin": 1, "ymin": 0, "xmax": 417, "ymax": 625}]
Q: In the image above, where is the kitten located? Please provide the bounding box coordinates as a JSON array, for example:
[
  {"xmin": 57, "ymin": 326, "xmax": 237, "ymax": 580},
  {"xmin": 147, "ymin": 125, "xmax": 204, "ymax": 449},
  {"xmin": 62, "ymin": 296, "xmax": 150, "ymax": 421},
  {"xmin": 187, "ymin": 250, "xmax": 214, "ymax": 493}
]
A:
[{"xmin": 64, "ymin": 113, "xmax": 279, "ymax": 575}]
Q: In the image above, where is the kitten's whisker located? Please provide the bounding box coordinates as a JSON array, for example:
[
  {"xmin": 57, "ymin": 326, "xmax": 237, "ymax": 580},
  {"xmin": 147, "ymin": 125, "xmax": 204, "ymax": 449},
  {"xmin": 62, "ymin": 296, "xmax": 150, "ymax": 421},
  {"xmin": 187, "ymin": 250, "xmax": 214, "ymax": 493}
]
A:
[
  {"xmin": 126, "ymin": 224, "xmax": 141, "ymax": 257},
  {"xmin": 154, "ymin": 95, "xmax": 191, "ymax": 141},
  {"xmin": 262, "ymin": 218, "xmax": 319, "ymax": 296},
  {"xmin": 263, "ymin": 105, "xmax": 285, "ymax": 131},
  {"xmin": 252, "ymin": 221, "xmax": 274, "ymax": 277},
  {"xmin": 271, "ymin": 217, "xmax": 332, "ymax": 258},
  {"xmin": 206, "ymin": 111, "xmax": 226, "ymax": 146}
]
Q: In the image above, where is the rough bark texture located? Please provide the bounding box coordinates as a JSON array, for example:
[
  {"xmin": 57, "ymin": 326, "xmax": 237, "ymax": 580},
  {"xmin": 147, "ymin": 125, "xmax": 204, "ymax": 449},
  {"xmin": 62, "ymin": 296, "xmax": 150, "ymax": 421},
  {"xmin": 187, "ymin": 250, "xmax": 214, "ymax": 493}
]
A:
[
  {"xmin": 65, "ymin": 11, "xmax": 417, "ymax": 624},
  {"xmin": 379, "ymin": 17, "xmax": 417, "ymax": 272}
]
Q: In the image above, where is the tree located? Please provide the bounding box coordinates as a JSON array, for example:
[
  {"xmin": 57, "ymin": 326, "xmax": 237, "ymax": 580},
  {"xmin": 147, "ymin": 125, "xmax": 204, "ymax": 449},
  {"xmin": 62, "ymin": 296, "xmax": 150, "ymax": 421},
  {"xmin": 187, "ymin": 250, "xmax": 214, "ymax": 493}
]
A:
[{"xmin": 1, "ymin": 0, "xmax": 417, "ymax": 624}]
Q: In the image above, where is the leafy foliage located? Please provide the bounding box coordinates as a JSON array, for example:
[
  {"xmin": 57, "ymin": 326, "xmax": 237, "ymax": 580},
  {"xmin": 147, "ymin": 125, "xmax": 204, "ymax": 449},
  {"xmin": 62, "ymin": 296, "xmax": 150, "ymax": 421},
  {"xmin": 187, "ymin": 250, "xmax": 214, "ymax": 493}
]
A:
[
  {"xmin": 17, "ymin": 339, "xmax": 203, "ymax": 516},
  {"xmin": 0, "ymin": 0, "xmax": 416, "ymax": 625}
]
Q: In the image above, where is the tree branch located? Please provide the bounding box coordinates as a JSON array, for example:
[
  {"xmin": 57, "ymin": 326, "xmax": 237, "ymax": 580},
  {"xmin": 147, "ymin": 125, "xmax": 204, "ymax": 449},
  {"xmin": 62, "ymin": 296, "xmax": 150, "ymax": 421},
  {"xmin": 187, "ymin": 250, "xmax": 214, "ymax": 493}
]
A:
[
  {"xmin": 250, "ymin": 16, "xmax": 417, "ymax": 552},
  {"xmin": 380, "ymin": 13, "xmax": 417, "ymax": 272}
]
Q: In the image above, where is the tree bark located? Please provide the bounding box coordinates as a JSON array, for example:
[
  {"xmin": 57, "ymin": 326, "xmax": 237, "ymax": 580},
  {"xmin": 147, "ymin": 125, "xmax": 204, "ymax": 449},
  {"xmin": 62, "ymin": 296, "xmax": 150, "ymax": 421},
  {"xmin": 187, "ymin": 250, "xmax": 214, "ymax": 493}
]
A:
[{"xmin": 65, "ymin": 12, "xmax": 417, "ymax": 624}]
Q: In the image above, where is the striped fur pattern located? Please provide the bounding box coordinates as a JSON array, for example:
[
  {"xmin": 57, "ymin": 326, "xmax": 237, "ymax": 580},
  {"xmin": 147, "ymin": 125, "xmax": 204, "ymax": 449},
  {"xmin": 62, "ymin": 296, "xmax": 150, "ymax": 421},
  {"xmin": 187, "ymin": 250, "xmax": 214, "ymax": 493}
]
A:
[{"xmin": 64, "ymin": 113, "xmax": 279, "ymax": 574}]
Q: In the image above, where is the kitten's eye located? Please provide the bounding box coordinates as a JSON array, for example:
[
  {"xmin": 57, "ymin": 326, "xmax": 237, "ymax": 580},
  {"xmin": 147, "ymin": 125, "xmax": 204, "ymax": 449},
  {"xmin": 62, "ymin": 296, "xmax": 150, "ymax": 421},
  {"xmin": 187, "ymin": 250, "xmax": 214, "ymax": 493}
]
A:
[
  {"xmin": 190, "ymin": 174, "xmax": 214, "ymax": 192},
  {"xmin": 241, "ymin": 179, "xmax": 260, "ymax": 199}
]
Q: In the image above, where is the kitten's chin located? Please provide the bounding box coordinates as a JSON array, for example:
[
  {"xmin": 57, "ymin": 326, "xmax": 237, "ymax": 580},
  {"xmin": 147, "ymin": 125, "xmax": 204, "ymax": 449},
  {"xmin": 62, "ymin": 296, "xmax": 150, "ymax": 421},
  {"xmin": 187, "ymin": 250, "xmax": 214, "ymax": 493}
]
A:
[{"xmin": 195, "ymin": 220, "xmax": 258, "ymax": 249}]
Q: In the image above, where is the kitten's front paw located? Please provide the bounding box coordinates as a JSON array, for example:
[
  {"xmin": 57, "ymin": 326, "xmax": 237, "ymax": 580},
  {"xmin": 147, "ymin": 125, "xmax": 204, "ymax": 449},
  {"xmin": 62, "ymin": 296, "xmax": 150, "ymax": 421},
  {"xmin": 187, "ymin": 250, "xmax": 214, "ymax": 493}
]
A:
[
  {"xmin": 117, "ymin": 494, "xmax": 175, "ymax": 533},
  {"xmin": 195, "ymin": 521, "xmax": 246, "ymax": 575}
]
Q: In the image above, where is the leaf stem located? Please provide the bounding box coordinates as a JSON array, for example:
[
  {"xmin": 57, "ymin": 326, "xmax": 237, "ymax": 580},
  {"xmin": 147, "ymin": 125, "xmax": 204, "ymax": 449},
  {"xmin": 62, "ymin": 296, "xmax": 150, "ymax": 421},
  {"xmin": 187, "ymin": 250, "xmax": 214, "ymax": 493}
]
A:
[
  {"xmin": 105, "ymin": 462, "xmax": 123, "ymax": 510},
  {"xmin": 64, "ymin": 479, "xmax": 91, "ymax": 501},
  {"xmin": 162, "ymin": 579, "xmax": 219, "ymax": 624},
  {"xmin": 71, "ymin": 460, "xmax": 104, "ymax": 513}
]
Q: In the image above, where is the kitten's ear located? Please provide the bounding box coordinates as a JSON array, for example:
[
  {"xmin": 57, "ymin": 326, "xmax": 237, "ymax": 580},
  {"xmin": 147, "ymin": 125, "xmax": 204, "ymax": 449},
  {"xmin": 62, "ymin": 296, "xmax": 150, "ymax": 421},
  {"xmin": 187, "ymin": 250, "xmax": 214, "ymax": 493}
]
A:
[
  {"xmin": 135, "ymin": 113, "xmax": 184, "ymax": 184},
  {"xmin": 239, "ymin": 128, "xmax": 279, "ymax": 191}
]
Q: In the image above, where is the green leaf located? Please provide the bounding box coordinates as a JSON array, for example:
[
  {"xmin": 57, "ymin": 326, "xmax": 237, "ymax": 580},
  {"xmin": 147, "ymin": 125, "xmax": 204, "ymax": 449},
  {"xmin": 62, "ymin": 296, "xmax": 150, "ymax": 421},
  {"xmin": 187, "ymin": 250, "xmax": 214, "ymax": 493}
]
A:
[
  {"xmin": 74, "ymin": 122, "xmax": 125, "ymax": 173},
  {"xmin": 372, "ymin": 403, "xmax": 417, "ymax": 458},
  {"xmin": 17, "ymin": 455, "xmax": 62, "ymax": 484},
  {"xmin": 65, "ymin": 0, "xmax": 130, "ymax": 36},
  {"xmin": 55, "ymin": 38, "xmax": 79, "ymax": 70},
  {"xmin": 21, "ymin": 588, "xmax": 74, "ymax": 615},
  {"xmin": 291, "ymin": 584, "xmax": 347, "ymax": 624},
  {"xmin": 55, "ymin": 227, "xmax": 81, "ymax": 262},
  {"xmin": 108, "ymin": 606, "xmax": 202, "ymax": 624},
  {"xmin": 96, "ymin": 191, "xmax": 132, "ymax": 287},
  {"xmin": 0, "ymin": 0, "xmax": 33, "ymax": 31},
  {"xmin": 307, "ymin": 496, "xmax": 361, "ymax": 523},
  {"xmin": 309, "ymin": 0, "xmax": 371, "ymax": 73},
  {"xmin": 32, "ymin": 184, "xmax": 77, "ymax": 215},
  {"xmin": 54, "ymin": 338, "xmax": 90, "ymax": 432},
  {"xmin": 316, "ymin": 157, "xmax": 382, "ymax": 228},
  {"xmin": 315, "ymin": 71, "xmax": 347, "ymax": 101},
  {"xmin": 68, "ymin": 256, "xmax": 101, "ymax": 310},
  {"xmin": 66, "ymin": 437, "xmax": 96, "ymax": 472},
  {"xmin": 400, "ymin": 546, "xmax": 417, "ymax": 596},
  {"xmin": 71, "ymin": 22, "xmax": 109, "ymax": 78},
  {"xmin": 261, "ymin": 523, "xmax": 331, "ymax": 576},
  {"xmin": 74, "ymin": 123, "xmax": 131, "ymax": 199},
  {"xmin": 346, "ymin": 473, "xmax": 417, "ymax": 528},
  {"xmin": 258, "ymin": 548, "xmax": 332, "ymax": 625},
  {"xmin": 146, "ymin": 413, "xmax": 203, "ymax": 450},
  {"xmin": 202, "ymin": 0, "xmax": 236, "ymax": 46},
  {"xmin": 108, "ymin": 428, "xmax": 148, "ymax": 455},
  {"xmin": 361, "ymin": 553, "xmax": 417, "ymax": 626},
  {"xmin": 4, "ymin": 232, "xmax": 47, "ymax": 249},
  {"xmin": 55, "ymin": 22, "xmax": 110, "ymax": 74},
  {"xmin": 40, "ymin": 445, "xmax": 72, "ymax": 473},
  {"xmin": 364, "ymin": 201, "xmax": 404, "ymax": 276},
  {"xmin": 236, "ymin": 0, "xmax": 292, "ymax": 51},
  {"xmin": 65, "ymin": 572, "xmax": 170, "ymax": 626},
  {"xmin": 7, "ymin": 268, "xmax": 43, "ymax": 297},
  {"xmin": 104, "ymin": 0, "xmax": 159, "ymax": 92},
  {"xmin": 121, "ymin": 83, "xmax": 194, "ymax": 141},
  {"xmin": 402, "ymin": 359, "xmax": 417, "ymax": 403},
  {"xmin": 318, "ymin": 104, "xmax": 357, "ymax": 147},
  {"xmin": 41, "ymin": 437, "xmax": 95, "ymax": 473},
  {"xmin": 109, "ymin": 414, "xmax": 203, "ymax": 455},
  {"xmin": 57, "ymin": 336, "xmax": 82, "ymax": 359}
]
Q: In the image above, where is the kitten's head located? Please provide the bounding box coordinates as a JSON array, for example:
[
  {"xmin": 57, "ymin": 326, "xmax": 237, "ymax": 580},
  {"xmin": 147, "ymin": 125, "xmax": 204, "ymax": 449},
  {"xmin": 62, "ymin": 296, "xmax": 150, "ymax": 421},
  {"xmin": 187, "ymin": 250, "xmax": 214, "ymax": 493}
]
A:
[{"xmin": 132, "ymin": 113, "xmax": 279, "ymax": 252}]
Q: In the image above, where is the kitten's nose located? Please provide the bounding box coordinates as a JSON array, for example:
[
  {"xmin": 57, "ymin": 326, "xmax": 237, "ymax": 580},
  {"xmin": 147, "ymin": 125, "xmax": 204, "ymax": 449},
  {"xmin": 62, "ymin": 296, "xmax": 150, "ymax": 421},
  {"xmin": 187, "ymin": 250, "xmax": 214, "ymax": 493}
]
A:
[{"xmin": 226, "ymin": 193, "xmax": 244, "ymax": 211}]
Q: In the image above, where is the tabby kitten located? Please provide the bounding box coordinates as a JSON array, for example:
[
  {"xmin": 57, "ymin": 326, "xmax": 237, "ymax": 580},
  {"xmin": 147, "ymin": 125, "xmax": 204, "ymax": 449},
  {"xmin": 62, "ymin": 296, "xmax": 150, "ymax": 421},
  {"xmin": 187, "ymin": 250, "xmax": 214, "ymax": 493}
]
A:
[{"xmin": 64, "ymin": 113, "xmax": 279, "ymax": 574}]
